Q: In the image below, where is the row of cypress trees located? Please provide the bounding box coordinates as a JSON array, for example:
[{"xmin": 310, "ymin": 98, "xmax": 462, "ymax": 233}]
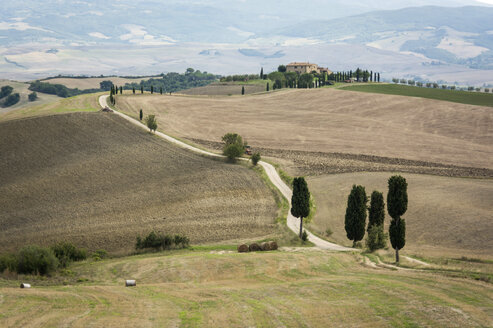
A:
[{"xmin": 345, "ymin": 175, "xmax": 408, "ymax": 262}]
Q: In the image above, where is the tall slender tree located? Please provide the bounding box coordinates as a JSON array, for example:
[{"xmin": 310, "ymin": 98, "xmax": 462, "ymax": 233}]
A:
[
  {"xmin": 151, "ymin": 86, "xmax": 154, "ymax": 94},
  {"xmin": 133, "ymin": 87, "xmax": 135, "ymax": 94},
  {"xmin": 291, "ymin": 177, "xmax": 311, "ymax": 238},
  {"xmin": 377, "ymin": 73, "xmax": 380, "ymax": 82},
  {"xmin": 344, "ymin": 185, "xmax": 368, "ymax": 247},
  {"xmin": 387, "ymin": 176, "xmax": 408, "ymax": 263},
  {"xmin": 266, "ymin": 82, "xmax": 269, "ymax": 92},
  {"xmin": 139, "ymin": 109, "xmax": 143, "ymax": 121},
  {"xmin": 141, "ymin": 86, "xmax": 144, "ymax": 94},
  {"xmin": 242, "ymin": 86, "xmax": 245, "ymax": 95},
  {"xmin": 260, "ymin": 67, "xmax": 264, "ymax": 79}
]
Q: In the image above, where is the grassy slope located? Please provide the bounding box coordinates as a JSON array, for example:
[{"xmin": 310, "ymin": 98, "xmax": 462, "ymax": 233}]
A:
[
  {"xmin": 1, "ymin": 250, "xmax": 491, "ymax": 327},
  {"xmin": 341, "ymin": 83, "xmax": 493, "ymax": 107},
  {"xmin": 0, "ymin": 112, "xmax": 277, "ymax": 253},
  {"xmin": 307, "ymin": 172, "xmax": 493, "ymax": 259},
  {"xmin": 0, "ymin": 92, "xmax": 102, "ymax": 122},
  {"xmin": 179, "ymin": 80, "xmax": 271, "ymax": 96},
  {"xmin": 0, "ymin": 80, "xmax": 60, "ymax": 113}
]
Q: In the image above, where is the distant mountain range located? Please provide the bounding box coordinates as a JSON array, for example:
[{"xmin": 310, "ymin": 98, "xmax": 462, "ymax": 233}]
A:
[{"xmin": 0, "ymin": 1, "xmax": 492, "ymax": 85}]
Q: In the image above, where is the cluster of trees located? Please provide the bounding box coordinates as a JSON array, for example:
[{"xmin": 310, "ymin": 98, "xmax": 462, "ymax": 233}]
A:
[
  {"xmin": 125, "ymin": 68, "xmax": 218, "ymax": 94},
  {"xmin": 331, "ymin": 68, "xmax": 380, "ymax": 83},
  {"xmin": 29, "ymin": 81, "xmax": 99, "ymax": 98},
  {"xmin": 0, "ymin": 85, "xmax": 20, "ymax": 107},
  {"xmin": 391, "ymin": 78, "xmax": 492, "ymax": 92},
  {"xmin": 220, "ymin": 74, "xmax": 259, "ymax": 82},
  {"xmin": 344, "ymin": 175, "xmax": 408, "ymax": 262},
  {"xmin": 262, "ymin": 66, "xmax": 381, "ymax": 91},
  {"xmin": 135, "ymin": 231, "xmax": 190, "ymax": 251},
  {"xmin": 0, "ymin": 242, "xmax": 89, "ymax": 276}
]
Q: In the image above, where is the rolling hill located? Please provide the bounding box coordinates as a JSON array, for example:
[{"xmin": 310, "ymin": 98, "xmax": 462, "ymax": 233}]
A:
[
  {"xmin": 114, "ymin": 88, "xmax": 493, "ymax": 171},
  {"xmin": 0, "ymin": 112, "xmax": 277, "ymax": 253}
]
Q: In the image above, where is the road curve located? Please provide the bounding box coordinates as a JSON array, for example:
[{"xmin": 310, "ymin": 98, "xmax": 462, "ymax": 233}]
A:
[{"xmin": 99, "ymin": 95, "xmax": 352, "ymax": 251}]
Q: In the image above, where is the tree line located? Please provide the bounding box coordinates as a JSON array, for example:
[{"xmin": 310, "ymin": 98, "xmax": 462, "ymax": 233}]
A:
[
  {"xmin": 29, "ymin": 81, "xmax": 100, "ymax": 98},
  {"xmin": 391, "ymin": 78, "xmax": 492, "ymax": 92}
]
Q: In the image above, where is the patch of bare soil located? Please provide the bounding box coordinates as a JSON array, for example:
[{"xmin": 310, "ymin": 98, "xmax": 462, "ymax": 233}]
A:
[{"xmin": 187, "ymin": 138, "xmax": 493, "ymax": 178}]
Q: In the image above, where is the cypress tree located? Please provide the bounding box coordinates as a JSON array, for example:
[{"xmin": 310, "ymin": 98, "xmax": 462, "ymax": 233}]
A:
[
  {"xmin": 242, "ymin": 86, "xmax": 245, "ymax": 95},
  {"xmin": 160, "ymin": 87, "xmax": 163, "ymax": 95},
  {"xmin": 370, "ymin": 71, "xmax": 373, "ymax": 82},
  {"xmin": 151, "ymin": 86, "xmax": 154, "ymax": 94},
  {"xmin": 378, "ymin": 73, "xmax": 380, "ymax": 83},
  {"xmin": 291, "ymin": 177, "xmax": 310, "ymax": 238},
  {"xmin": 120, "ymin": 86, "xmax": 122, "ymax": 94},
  {"xmin": 344, "ymin": 185, "xmax": 368, "ymax": 247},
  {"xmin": 114, "ymin": 85, "xmax": 118, "ymax": 94},
  {"xmin": 139, "ymin": 109, "xmax": 143, "ymax": 121},
  {"xmin": 367, "ymin": 190, "xmax": 387, "ymax": 250},
  {"xmin": 368, "ymin": 191, "xmax": 385, "ymax": 229},
  {"xmin": 260, "ymin": 67, "xmax": 263, "ymax": 79},
  {"xmin": 141, "ymin": 86, "xmax": 144, "ymax": 94},
  {"xmin": 387, "ymin": 176, "xmax": 408, "ymax": 263},
  {"xmin": 133, "ymin": 87, "xmax": 135, "ymax": 94},
  {"xmin": 266, "ymin": 83, "xmax": 269, "ymax": 92}
]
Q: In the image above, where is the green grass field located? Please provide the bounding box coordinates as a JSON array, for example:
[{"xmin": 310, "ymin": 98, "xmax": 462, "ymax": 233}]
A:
[
  {"xmin": 341, "ymin": 83, "xmax": 493, "ymax": 107},
  {"xmin": 1, "ymin": 249, "xmax": 491, "ymax": 327}
]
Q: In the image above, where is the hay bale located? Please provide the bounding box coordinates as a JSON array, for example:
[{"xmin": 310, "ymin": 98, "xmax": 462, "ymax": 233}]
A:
[
  {"xmin": 268, "ymin": 241, "xmax": 278, "ymax": 251},
  {"xmin": 238, "ymin": 244, "xmax": 249, "ymax": 253},
  {"xmin": 260, "ymin": 242, "xmax": 271, "ymax": 251},
  {"xmin": 20, "ymin": 283, "xmax": 31, "ymax": 289},
  {"xmin": 125, "ymin": 280, "xmax": 136, "ymax": 287},
  {"xmin": 249, "ymin": 243, "xmax": 261, "ymax": 252}
]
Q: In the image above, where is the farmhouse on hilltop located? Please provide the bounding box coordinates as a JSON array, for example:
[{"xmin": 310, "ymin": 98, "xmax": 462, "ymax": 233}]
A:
[{"xmin": 286, "ymin": 62, "xmax": 332, "ymax": 75}]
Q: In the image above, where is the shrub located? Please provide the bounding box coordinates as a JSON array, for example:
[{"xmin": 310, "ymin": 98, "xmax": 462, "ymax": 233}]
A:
[
  {"xmin": 251, "ymin": 152, "xmax": 261, "ymax": 166},
  {"xmin": 91, "ymin": 249, "xmax": 108, "ymax": 261},
  {"xmin": 17, "ymin": 245, "xmax": 59, "ymax": 275},
  {"xmin": 0, "ymin": 85, "xmax": 13, "ymax": 99},
  {"xmin": 0, "ymin": 253, "xmax": 17, "ymax": 273},
  {"xmin": 301, "ymin": 230, "xmax": 308, "ymax": 242},
  {"xmin": 450, "ymin": 86, "xmax": 456, "ymax": 90},
  {"xmin": 222, "ymin": 133, "xmax": 246, "ymax": 161},
  {"xmin": 366, "ymin": 224, "xmax": 388, "ymax": 251},
  {"xmin": 145, "ymin": 115, "xmax": 157, "ymax": 132},
  {"xmin": 51, "ymin": 242, "xmax": 87, "ymax": 268},
  {"xmin": 3, "ymin": 93, "xmax": 20, "ymax": 107},
  {"xmin": 325, "ymin": 228, "xmax": 333, "ymax": 237},
  {"xmin": 28, "ymin": 92, "xmax": 38, "ymax": 101},
  {"xmin": 485, "ymin": 88, "xmax": 490, "ymax": 93},
  {"xmin": 136, "ymin": 231, "xmax": 189, "ymax": 251}
]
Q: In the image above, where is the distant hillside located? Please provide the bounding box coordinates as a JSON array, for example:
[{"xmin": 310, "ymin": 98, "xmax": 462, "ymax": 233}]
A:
[{"xmin": 275, "ymin": 6, "xmax": 493, "ymax": 70}]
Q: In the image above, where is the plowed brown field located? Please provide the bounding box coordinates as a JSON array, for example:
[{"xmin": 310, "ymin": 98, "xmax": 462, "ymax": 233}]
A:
[{"xmin": 0, "ymin": 112, "xmax": 277, "ymax": 253}]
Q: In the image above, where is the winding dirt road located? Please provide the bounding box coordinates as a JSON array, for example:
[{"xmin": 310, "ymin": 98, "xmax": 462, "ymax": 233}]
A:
[{"xmin": 99, "ymin": 95, "xmax": 352, "ymax": 251}]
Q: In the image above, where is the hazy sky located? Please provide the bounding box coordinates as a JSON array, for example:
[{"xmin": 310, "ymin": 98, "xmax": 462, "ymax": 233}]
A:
[{"xmin": 477, "ymin": 0, "xmax": 493, "ymax": 3}]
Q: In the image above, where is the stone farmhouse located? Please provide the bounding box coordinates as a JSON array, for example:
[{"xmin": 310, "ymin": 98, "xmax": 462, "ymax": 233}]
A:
[{"xmin": 286, "ymin": 62, "xmax": 332, "ymax": 75}]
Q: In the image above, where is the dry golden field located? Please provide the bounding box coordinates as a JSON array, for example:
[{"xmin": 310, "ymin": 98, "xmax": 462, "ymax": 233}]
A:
[
  {"xmin": 307, "ymin": 172, "xmax": 493, "ymax": 259},
  {"xmin": 40, "ymin": 76, "xmax": 159, "ymax": 90},
  {"xmin": 115, "ymin": 88, "xmax": 493, "ymax": 172},
  {"xmin": 0, "ymin": 112, "xmax": 277, "ymax": 253},
  {"xmin": 1, "ymin": 250, "xmax": 491, "ymax": 327}
]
